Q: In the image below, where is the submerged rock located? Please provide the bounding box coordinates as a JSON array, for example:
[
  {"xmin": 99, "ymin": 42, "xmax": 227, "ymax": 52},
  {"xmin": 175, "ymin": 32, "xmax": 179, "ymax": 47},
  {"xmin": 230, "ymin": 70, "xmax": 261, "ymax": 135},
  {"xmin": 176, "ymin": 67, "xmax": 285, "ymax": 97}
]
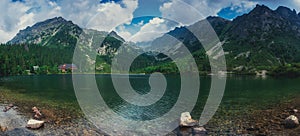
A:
[
  {"xmin": 26, "ymin": 119, "xmax": 44, "ymax": 129},
  {"xmin": 180, "ymin": 112, "xmax": 198, "ymax": 127},
  {"xmin": 284, "ymin": 115, "xmax": 299, "ymax": 128}
]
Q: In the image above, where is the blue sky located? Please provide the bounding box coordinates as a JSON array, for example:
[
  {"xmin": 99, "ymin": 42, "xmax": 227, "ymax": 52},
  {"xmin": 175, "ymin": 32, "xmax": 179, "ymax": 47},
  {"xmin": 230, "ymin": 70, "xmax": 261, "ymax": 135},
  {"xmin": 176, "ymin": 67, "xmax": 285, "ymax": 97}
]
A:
[
  {"xmin": 217, "ymin": 5, "xmax": 252, "ymax": 20},
  {"xmin": 0, "ymin": 0, "xmax": 300, "ymax": 43}
]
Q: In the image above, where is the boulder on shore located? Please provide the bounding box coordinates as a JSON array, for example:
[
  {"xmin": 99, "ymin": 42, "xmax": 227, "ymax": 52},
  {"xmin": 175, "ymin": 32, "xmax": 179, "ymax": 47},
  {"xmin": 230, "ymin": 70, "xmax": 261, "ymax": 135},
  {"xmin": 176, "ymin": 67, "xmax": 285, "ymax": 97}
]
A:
[
  {"xmin": 26, "ymin": 119, "xmax": 44, "ymax": 129},
  {"xmin": 180, "ymin": 112, "xmax": 198, "ymax": 127},
  {"xmin": 284, "ymin": 115, "xmax": 299, "ymax": 128},
  {"xmin": 32, "ymin": 106, "xmax": 43, "ymax": 119}
]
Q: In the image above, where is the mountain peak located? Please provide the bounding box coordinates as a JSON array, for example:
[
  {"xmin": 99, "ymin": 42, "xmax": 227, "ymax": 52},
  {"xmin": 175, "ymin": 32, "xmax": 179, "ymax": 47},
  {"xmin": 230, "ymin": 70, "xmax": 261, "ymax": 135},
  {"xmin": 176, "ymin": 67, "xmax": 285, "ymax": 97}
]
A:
[
  {"xmin": 276, "ymin": 6, "xmax": 293, "ymax": 12},
  {"xmin": 50, "ymin": 16, "xmax": 65, "ymax": 21},
  {"xmin": 250, "ymin": 4, "xmax": 272, "ymax": 15},
  {"xmin": 109, "ymin": 31, "xmax": 125, "ymax": 42},
  {"xmin": 207, "ymin": 16, "xmax": 230, "ymax": 23},
  {"xmin": 255, "ymin": 4, "xmax": 268, "ymax": 8},
  {"xmin": 8, "ymin": 16, "xmax": 82, "ymax": 46},
  {"xmin": 33, "ymin": 16, "xmax": 71, "ymax": 28},
  {"xmin": 276, "ymin": 6, "xmax": 298, "ymax": 18}
]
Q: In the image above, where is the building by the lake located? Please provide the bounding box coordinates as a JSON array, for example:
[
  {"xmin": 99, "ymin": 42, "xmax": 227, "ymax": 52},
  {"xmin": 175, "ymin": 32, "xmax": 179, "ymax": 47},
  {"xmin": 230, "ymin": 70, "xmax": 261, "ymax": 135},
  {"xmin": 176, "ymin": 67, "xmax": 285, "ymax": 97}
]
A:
[{"xmin": 58, "ymin": 64, "xmax": 78, "ymax": 73}]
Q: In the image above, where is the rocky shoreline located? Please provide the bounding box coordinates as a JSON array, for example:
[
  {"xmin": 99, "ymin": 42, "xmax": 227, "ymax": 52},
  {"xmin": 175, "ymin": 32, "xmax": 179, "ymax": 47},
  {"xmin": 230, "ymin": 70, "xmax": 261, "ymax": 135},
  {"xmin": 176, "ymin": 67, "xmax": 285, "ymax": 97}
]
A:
[
  {"xmin": 0, "ymin": 103, "xmax": 107, "ymax": 136},
  {"xmin": 204, "ymin": 96, "xmax": 300, "ymax": 135},
  {"xmin": 1, "ymin": 88, "xmax": 300, "ymax": 135}
]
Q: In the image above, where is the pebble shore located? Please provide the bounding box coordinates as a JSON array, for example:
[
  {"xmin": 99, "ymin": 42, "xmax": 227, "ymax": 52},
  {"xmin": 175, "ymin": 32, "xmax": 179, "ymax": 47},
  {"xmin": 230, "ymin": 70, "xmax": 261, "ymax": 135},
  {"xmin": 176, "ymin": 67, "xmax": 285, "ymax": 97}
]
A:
[{"xmin": 1, "ymin": 89, "xmax": 300, "ymax": 135}]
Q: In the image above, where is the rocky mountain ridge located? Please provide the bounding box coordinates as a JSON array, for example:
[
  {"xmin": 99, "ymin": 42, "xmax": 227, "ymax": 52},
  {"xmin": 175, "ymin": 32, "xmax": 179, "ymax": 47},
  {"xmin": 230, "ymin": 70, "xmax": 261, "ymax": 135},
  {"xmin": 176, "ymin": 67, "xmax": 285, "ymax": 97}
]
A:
[{"xmin": 6, "ymin": 5, "xmax": 300, "ymax": 73}]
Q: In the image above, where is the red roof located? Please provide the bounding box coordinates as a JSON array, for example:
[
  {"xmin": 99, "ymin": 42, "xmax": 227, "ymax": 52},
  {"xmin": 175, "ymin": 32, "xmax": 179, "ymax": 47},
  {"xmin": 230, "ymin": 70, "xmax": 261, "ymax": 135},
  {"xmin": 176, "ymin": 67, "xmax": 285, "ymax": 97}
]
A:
[{"xmin": 58, "ymin": 64, "xmax": 78, "ymax": 70}]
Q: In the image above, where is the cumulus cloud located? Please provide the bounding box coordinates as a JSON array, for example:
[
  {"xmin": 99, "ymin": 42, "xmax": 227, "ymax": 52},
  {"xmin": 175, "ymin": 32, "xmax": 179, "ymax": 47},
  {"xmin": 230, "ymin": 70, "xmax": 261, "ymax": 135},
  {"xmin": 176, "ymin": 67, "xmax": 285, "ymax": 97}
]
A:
[
  {"xmin": 160, "ymin": 0, "xmax": 258, "ymax": 25},
  {"xmin": 0, "ymin": 1, "xmax": 31, "ymax": 43},
  {"xmin": 116, "ymin": 25, "xmax": 133, "ymax": 40},
  {"xmin": 0, "ymin": 0, "xmax": 63, "ymax": 43},
  {"xmin": 129, "ymin": 17, "xmax": 179, "ymax": 43},
  {"xmin": 117, "ymin": 0, "xmax": 258, "ymax": 43},
  {"xmin": 83, "ymin": 0, "xmax": 138, "ymax": 31},
  {"xmin": 0, "ymin": 0, "xmax": 138, "ymax": 43},
  {"xmin": 120, "ymin": 0, "xmax": 257, "ymax": 43},
  {"xmin": 134, "ymin": 20, "xmax": 144, "ymax": 27}
]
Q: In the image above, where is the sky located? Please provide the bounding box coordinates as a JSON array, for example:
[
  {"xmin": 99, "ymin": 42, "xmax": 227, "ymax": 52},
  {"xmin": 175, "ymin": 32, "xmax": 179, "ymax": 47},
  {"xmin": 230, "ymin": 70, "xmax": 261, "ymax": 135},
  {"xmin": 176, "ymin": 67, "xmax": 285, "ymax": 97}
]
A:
[{"xmin": 1, "ymin": 0, "xmax": 300, "ymax": 43}]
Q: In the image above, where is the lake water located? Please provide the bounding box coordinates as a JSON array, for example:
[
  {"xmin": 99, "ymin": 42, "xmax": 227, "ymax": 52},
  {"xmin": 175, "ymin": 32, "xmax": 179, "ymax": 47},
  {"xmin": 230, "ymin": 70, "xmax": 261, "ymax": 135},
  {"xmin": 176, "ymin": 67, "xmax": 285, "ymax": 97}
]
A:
[{"xmin": 0, "ymin": 74, "xmax": 300, "ymax": 124}]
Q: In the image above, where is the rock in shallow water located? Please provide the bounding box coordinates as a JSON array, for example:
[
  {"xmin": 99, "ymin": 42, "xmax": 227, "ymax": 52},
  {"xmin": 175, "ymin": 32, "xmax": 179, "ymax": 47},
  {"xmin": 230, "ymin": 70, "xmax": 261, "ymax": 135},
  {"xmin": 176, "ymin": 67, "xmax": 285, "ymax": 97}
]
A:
[
  {"xmin": 26, "ymin": 119, "xmax": 44, "ymax": 129},
  {"xmin": 193, "ymin": 126, "xmax": 207, "ymax": 135},
  {"xmin": 180, "ymin": 112, "xmax": 198, "ymax": 127},
  {"xmin": 284, "ymin": 115, "xmax": 299, "ymax": 128}
]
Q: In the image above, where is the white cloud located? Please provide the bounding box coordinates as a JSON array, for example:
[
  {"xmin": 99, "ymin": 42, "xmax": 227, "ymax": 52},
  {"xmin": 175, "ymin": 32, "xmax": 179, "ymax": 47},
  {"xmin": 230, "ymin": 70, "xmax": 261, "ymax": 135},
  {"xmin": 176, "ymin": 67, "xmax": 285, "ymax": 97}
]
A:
[
  {"xmin": 133, "ymin": 20, "xmax": 144, "ymax": 27},
  {"xmin": 119, "ymin": 0, "xmax": 258, "ymax": 43},
  {"xmin": 149, "ymin": 17, "xmax": 165, "ymax": 24},
  {"xmin": 293, "ymin": 0, "xmax": 300, "ymax": 12},
  {"xmin": 160, "ymin": 0, "xmax": 208, "ymax": 25},
  {"xmin": 160, "ymin": 0, "xmax": 258, "ymax": 25},
  {"xmin": 116, "ymin": 25, "xmax": 133, "ymax": 40},
  {"xmin": 230, "ymin": 1, "xmax": 257, "ymax": 13},
  {"xmin": 0, "ymin": 0, "xmax": 138, "ymax": 43},
  {"xmin": 0, "ymin": 0, "xmax": 62, "ymax": 43},
  {"xmin": 128, "ymin": 17, "xmax": 178, "ymax": 43},
  {"xmin": 0, "ymin": 1, "xmax": 34, "ymax": 43},
  {"xmin": 86, "ymin": 0, "xmax": 138, "ymax": 31},
  {"xmin": 121, "ymin": 0, "xmax": 257, "ymax": 43}
]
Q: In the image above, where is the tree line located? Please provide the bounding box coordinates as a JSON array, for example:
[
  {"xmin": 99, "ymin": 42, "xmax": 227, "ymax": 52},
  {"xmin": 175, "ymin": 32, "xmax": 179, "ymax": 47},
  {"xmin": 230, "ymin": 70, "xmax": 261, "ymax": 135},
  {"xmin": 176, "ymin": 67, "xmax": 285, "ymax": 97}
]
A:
[{"xmin": 0, "ymin": 44, "xmax": 74, "ymax": 76}]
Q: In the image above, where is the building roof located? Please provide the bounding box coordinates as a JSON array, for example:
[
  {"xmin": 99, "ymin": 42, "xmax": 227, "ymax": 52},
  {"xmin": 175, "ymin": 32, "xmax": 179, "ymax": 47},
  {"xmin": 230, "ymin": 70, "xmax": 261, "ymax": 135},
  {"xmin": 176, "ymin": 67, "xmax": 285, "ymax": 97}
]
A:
[{"xmin": 58, "ymin": 64, "xmax": 78, "ymax": 69}]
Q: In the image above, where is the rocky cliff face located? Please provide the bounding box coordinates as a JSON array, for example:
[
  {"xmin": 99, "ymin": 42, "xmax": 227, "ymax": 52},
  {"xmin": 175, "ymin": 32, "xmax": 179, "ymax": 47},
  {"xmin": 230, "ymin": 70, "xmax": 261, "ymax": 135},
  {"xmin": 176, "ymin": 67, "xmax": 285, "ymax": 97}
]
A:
[
  {"xmin": 8, "ymin": 17, "xmax": 82, "ymax": 47},
  {"xmin": 6, "ymin": 5, "xmax": 300, "ymax": 71},
  {"xmin": 223, "ymin": 5, "xmax": 300, "ymax": 66},
  {"xmin": 148, "ymin": 5, "xmax": 300, "ymax": 69},
  {"xmin": 7, "ymin": 17, "xmax": 128, "ymax": 57},
  {"xmin": 226, "ymin": 5, "xmax": 300, "ymax": 40}
]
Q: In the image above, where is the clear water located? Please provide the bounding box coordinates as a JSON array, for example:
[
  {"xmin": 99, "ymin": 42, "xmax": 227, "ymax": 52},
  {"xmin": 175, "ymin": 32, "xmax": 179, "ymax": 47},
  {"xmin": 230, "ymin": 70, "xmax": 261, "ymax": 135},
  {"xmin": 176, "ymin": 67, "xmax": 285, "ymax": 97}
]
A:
[{"xmin": 0, "ymin": 74, "xmax": 300, "ymax": 120}]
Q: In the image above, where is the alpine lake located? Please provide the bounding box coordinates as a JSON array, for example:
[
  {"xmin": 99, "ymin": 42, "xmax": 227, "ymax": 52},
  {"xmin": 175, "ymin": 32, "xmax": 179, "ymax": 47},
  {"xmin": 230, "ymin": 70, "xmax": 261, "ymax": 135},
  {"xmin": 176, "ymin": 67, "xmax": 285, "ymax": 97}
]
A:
[{"xmin": 0, "ymin": 74, "xmax": 300, "ymax": 135}]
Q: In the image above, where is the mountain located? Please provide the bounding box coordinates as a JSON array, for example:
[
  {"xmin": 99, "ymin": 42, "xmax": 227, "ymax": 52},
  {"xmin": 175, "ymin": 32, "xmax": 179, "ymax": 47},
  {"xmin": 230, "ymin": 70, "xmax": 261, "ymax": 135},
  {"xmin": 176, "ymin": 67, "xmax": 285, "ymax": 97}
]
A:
[
  {"xmin": 147, "ymin": 16, "xmax": 230, "ymax": 53},
  {"xmin": 4, "ymin": 5, "xmax": 300, "ymax": 75},
  {"xmin": 222, "ymin": 5, "xmax": 300, "ymax": 68},
  {"xmin": 7, "ymin": 17, "xmax": 126, "ymax": 56},
  {"xmin": 224, "ymin": 5, "xmax": 300, "ymax": 39},
  {"xmin": 108, "ymin": 31, "xmax": 125, "ymax": 43},
  {"xmin": 4, "ymin": 17, "xmax": 130, "ymax": 74},
  {"xmin": 8, "ymin": 17, "xmax": 82, "ymax": 47},
  {"xmin": 146, "ymin": 5, "xmax": 300, "ymax": 73}
]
